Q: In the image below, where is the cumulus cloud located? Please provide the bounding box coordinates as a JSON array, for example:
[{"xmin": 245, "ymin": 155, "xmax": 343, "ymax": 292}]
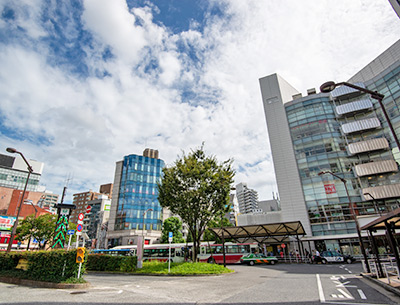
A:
[{"xmin": 0, "ymin": 0, "xmax": 399, "ymax": 201}]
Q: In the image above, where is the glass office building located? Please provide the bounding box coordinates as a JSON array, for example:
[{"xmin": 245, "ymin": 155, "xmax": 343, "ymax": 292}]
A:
[
  {"xmin": 260, "ymin": 39, "xmax": 400, "ymax": 252},
  {"xmin": 107, "ymin": 149, "xmax": 164, "ymax": 246}
]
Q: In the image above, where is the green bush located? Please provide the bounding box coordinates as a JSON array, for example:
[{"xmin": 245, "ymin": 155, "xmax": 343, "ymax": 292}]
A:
[
  {"xmin": 0, "ymin": 252, "xmax": 22, "ymax": 271},
  {"xmin": 0, "ymin": 249, "xmax": 86, "ymax": 283},
  {"xmin": 86, "ymin": 254, "xmax": 137, "ymax": 272}
]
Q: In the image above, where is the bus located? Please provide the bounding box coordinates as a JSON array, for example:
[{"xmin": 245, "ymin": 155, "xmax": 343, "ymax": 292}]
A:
[
  {"xmin": 198, "ymin": 242, "xmax": 259, "ymax": 264},
  {"xmin": 91, "ymin": 248, "xmax": 134, "ymax": 256},
  {"xmin": 105, "ymin": 241, "xmax": 259, "ymax": 264}
]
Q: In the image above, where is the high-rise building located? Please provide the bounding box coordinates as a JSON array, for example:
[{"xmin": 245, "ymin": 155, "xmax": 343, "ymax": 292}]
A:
[
  {"xmin": 236, "ymin": 182, "xmax": 259, "ymax": 214},
  {"xmin": 107, "ymin": 149, "xmax": 164, "ymax": 247},
  {"xmin": 389, "ymin": 0, "xmax": 400, "ymax": 18},
  {"xmin": 39, "ymin": 191, "xmax": 59, "ymax": 214},
  {"xmin": 70, "ymin": 190, "xmax": 102, "ymax": 224},
  {"xmin": 0, "ymin": 153, "xmax": 44, "ymax": 192},
  {"xmin": 259, "ymin": 39, "xmax": 400, "ymax": 252},
  {"xmin": 99, "ymin": 183, "xmax": 113, "ymax": 199}
]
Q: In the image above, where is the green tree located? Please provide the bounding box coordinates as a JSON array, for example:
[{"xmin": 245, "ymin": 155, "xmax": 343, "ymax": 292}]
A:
[
  {"xmin": 158, "ymin": 145, "xmax": 235, "ymax": 261},
  {"xmin": 161, "ymin": 216, "xmax": 185, "ymax": 243},
  {"xmin": 16, "ymin": 214, "xmax": 77, "ymax": 250},
  {"xmin": 203, "ymin": 215, "xmax": 233, "ymax": 243},
  {"xmin": 15, "ymin": 214, "xmax": 36, "ymax": 250}
]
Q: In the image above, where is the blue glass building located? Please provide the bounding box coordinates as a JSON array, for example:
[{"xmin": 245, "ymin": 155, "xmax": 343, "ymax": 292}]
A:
[{"xmin": 107, "ymin": 149, "xmax": 164, "ymax": 247}]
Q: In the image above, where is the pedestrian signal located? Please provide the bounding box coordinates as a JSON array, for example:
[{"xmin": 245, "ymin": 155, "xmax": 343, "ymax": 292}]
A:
[{"xmin": 76, "ymin": 247, "xmax": 86, "ymax": 263}]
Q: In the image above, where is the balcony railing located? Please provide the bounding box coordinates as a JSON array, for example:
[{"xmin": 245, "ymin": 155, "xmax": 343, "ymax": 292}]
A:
[
  {"xmin": 363, "ymin": 183, "xmax": 400, "ymax": 200},
  {"xmin": 335, "ymin": 99, "xmax": 373, "ymax": 117},
  {"xmin": 354, "ymin": 160, "xmax": 398, "ymax": 177},
  {"xmin": 342, "ymin": 117, "xmax": 381, "ymax": 134},
  {"xmin": 348, "ymin": 138, "xmax": 389, "ymax": 155}
]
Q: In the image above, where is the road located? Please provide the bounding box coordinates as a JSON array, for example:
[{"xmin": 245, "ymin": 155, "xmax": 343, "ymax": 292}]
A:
[{"xmin": 1, "ymin": 263, "xmax": 399, "ymax": 304}]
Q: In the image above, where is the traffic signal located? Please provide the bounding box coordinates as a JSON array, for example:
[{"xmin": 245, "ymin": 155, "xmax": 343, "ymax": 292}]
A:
[{"xmin": 76, "ymin": 247, "xmax": 86, "ymax": 263}]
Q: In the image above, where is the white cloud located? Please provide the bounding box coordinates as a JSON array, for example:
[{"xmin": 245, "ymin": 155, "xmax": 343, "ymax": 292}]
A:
[{"xmin": 1, "ymin": 0, "xmax": 399, "ymax": 202}]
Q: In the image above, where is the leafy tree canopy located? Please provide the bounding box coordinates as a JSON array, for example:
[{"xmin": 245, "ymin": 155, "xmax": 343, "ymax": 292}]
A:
[
  {"xmin": 161, "ymin": 216, "xmax": 185, "ymax": 244},
  {"xmin": 203, "ymin": 216, "xmax": 233, "ymax": 243},
  {"xmin": 16, "ymin": 213, "xmax": 77, "ymax": 249},
  {"xmin": 158, "ymin": 145, "xmax": 235, "ymax": 261}
]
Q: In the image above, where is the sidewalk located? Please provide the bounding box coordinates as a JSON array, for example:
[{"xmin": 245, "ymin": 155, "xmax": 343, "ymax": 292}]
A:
[{"xmin": 361, "ymin": 273, "xmax": 400, "ymax": 297}]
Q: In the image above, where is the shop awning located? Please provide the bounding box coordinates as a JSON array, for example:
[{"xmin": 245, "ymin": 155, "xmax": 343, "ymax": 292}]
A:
[
  {"xmin": 208, "ymin": 221, "xmax": 306, "ymax": 243},
  {"xmin": 361, "ymin": 207, "xmax": 400, "ymax": 231}
]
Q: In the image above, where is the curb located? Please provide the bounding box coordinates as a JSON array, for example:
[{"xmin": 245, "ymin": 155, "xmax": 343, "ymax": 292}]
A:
[
  {"xmin": 0, "ymin": 276, "xmax": 90, "ymax": 289},
  {"xmin": 361, "ymin": 274, "xmax": 400, "ymax": 297}
]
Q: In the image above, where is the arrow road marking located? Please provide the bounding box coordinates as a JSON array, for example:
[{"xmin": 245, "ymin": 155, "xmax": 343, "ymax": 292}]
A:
[
  {"xmin": 337, "ymin": 288, "xmax": 354, "ymax": 299},
  {"xmin": 358, "ymin": 289, "xmax": 367, "ymax": 300}
]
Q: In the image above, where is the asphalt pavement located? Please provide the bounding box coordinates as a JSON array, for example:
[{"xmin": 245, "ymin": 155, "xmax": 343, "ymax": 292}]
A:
[{"xmin": 1, "ymin": 262, "xmax": 399, "ymax": 305}]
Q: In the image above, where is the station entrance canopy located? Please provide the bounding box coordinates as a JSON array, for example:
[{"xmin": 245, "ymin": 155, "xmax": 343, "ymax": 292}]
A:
[{"xmin": 208, "ymin": 221, "xmax": 306, "ymax": 243}]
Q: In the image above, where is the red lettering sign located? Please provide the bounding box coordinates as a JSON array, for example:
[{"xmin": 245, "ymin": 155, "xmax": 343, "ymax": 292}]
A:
[{"xmin": 324, "ymin": 184, "xmax": 336, "ymax": 194}]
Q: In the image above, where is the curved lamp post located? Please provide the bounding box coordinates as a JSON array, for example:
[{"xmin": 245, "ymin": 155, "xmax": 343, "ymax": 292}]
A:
[
  {"xmin": 363, "ymin": 192, "xmax": 382, "ymax": 216},
  {"xmin": 320, "ymin": 81, "xmax": 400, "ymax": 151},
  {"xmin": 318, "ymin": 171, "xmax": 370, "ymax": 272},
  {"xmin": 6, "ymin": 148, "xmax": 34, "ymax": 253}
]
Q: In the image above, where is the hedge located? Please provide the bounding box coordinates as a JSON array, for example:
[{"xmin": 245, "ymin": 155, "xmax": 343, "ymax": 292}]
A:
[
  {"xmin": 86, "ymin": 254, "xmax": 137, "ymax": 272},
  {"xmin": 0, "ymin": 249, "xmax": 86, "ymax": 283},
  {"xmin": 0, "ymin": 250, "xmax": 137, "ymax": 283}
]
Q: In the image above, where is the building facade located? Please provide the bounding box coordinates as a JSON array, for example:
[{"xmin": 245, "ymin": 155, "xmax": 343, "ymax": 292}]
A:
[
  {"xmin": 70, "ymin": 190, "xmax": 102, "ymax": 224},
  {"xmin": 39, "ymin": 191, "xmax": 59, "ymax": 214},
  {"xmin": 236, "ymin": 182, "xmax": 259, "ymax": 214},
  {"xmin": 259, "ymin": 39, "xmax": 400, "ymax": 253},
  {"xmin": 107, "ymin": 149, "xmax": 164, "ymax": 247},
  {"xmin": 0, "ymin": 153, "xmax": 44, "ymax": 192}
]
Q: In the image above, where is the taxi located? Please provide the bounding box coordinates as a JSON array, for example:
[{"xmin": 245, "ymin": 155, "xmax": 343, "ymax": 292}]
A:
[{"xmin": 240, "ymin": 253, "xmax": 278, "ymax": 266}]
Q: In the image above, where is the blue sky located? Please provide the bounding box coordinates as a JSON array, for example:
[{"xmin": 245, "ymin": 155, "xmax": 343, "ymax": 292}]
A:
[{"xmin": 0, "ymin": 0, "xmax": 399, "ymax": 202}]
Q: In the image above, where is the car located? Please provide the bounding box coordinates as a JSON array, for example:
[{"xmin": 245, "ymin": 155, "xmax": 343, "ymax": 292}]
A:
[
  {"xmin": 240, "ymin": 253, "xmax": 278, "ymax": 266},
  {"xmin": 313, "ymin": 251, "xmax": 355, "ymax": 264}
]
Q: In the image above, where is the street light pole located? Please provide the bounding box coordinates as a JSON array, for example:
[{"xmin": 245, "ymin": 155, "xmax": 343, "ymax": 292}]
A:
[
  {"xmin": 320, "ymin": 81, "xmax": 400, "ymax": 151},
  {"xmin": 363, "ymin": 192, "xmax": 382, "ymax": 216},
  {"xmin": 138, "ymin": 208, "xmax": 153, "ymax": 268},
  {"xmin": 6, "ymin": 148, "xmax": 34, "ymax": 253},
  {"xmin": 318, "ymin": 171, "xmax": 370, "ymax": 272}
]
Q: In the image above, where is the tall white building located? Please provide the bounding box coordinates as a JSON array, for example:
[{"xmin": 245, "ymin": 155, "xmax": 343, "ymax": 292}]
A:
[
  {"xmin": 259, "ymin": 39, "xmax": 400, "ymax": 253},
  {"xmin": 236, "ymin": 183, "xmax": 259, "ymax": 214}
]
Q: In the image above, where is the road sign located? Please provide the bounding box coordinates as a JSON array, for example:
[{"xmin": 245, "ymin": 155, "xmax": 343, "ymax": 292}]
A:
[
  {"xmin": 61, "ymin": 208, "xmax": 70, "ymax": 216},
  {"xmin": 281, "ymin": 243, "xmax": 286, "ymax": 248},
  {"xmin": 67, "ymin": 229, "xmax": 75, "ymax": 235},
  {"xmin": 77, "ymin": 224, "xmax": 83, "ymax": 232},
  {"xmin": 78, "ymin": 213, "xmax": 84, "ymax": 221},
  {"xmin": 86, "ymin": 205, "xmax": 92, "ymax": 213},
  {"xmin": 168, "ymin": 232, "xmax": 173, "ymax": 243},
  {"xmin": 77, "ymin": 220, "xmax": 83, "ymax": 225}
]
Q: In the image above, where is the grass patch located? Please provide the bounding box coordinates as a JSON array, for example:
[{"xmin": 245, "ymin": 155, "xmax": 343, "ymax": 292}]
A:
[{"xmin": 135, "ymin": 261, "xmax": 233, "ymax": 275}]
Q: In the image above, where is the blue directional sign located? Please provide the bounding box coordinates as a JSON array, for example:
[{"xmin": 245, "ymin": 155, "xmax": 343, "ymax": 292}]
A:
[{"xmin": 67, "ymin": 229, "xmax": 75, "ymax": 235}]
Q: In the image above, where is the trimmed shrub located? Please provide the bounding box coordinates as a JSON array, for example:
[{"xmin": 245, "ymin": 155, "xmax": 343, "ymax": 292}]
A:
[
  {"xmin": 0, "ymin": 249, "xmax": 86, "ymax": 283},
  {"xmin": 86, "ymin": 254, "xmax": 137, "ymax": 272}
]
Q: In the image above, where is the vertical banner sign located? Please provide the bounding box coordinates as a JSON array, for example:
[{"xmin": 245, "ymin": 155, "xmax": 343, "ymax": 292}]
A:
[
  {"xmin": 52, "ymin": 215, "xmax": 68, "ymax": 248},
  {"xmin": 168, "ymin": 232, "xmax": 173, "ymax": 273}
]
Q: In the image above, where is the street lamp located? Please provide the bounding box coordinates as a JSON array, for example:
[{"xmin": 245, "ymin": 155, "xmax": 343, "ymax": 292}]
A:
[
  {"xmin": 320, "ymin": 81, "xmax": 400, "ymax": 151},
  {"xmin": 318, "ymin": 171, "xmax": 370, "ymax": 272},
  {"xmin": 363, "ymin": 192, "xmax": 382, "ymax": 216},
  {"xmin": 6, "ymin": 148, "xmax": 34, "ymax": 253},
  {"xmin": 138, "ymin": 208, "xmax": 153, "ymax": 268},
  {"xmin": 25, "ymin": 200, "xmax": 38, "ymax": 251}
]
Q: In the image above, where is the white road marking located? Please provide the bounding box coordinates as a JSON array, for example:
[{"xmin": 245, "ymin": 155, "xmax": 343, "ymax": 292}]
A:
[
  {"xmin": 332, "ymin": 294, "xmax": 338, "ymax": 298},
  {"xmin": 316, "ymin": 274, "xmax": 326, "ymax": 303},
  {"xmin": 358, "ymin": 289, "xmax": 367, "ymax": 299},
  {"xmin": 340, "ymin": 275, "xmax": 346, "ymax": 280},
  {"xmin": 339, "ymin": 294, "xmax": 344, "ymax": 298},
  {"xmin": 337, "ymin": 288, "xmax": 354, "ymax": 299}
]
